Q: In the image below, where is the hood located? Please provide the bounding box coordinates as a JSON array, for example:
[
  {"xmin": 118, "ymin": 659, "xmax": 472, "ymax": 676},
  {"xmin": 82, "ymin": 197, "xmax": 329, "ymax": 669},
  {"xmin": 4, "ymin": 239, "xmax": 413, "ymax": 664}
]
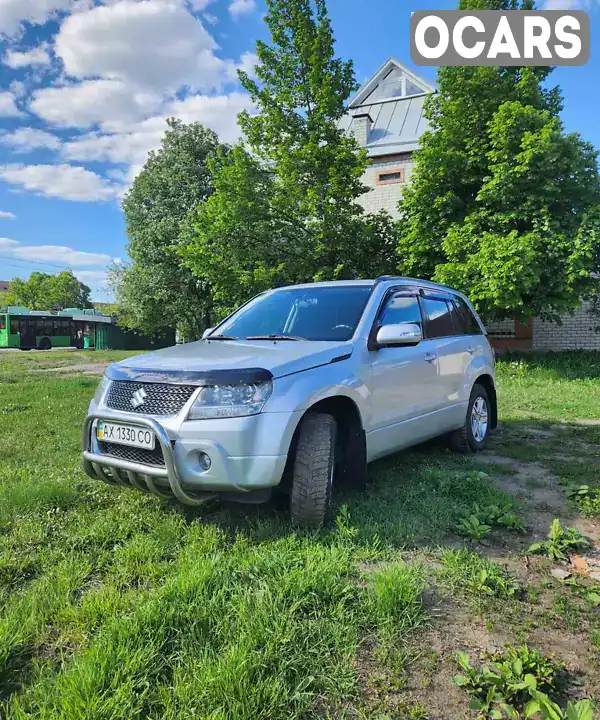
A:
[{"xmin": 109, "ymin": 338, "xmax": 353, "ymax": 382}]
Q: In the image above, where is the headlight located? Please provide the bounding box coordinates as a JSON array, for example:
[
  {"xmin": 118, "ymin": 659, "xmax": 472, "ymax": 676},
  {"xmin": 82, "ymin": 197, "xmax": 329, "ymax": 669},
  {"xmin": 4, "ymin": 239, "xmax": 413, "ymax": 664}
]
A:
[
  {"xmin": 187, "ymin": 381, "xmax": 273, "ymax": 420},
  {"xmin": 92, "ymin": 375, "xmax": 111, "ymax": 405}
]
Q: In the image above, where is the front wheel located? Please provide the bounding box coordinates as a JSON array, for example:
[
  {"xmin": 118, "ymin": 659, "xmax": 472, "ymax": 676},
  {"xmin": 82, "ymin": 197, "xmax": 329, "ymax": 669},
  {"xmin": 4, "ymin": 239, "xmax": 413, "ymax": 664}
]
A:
[
  {"xmin": 449, "ymin": 383, "xmax": 491, "ymax": 453},
  {"xmin": 290, "ymin": 412, "xmax": 336, "ymax": 527}
]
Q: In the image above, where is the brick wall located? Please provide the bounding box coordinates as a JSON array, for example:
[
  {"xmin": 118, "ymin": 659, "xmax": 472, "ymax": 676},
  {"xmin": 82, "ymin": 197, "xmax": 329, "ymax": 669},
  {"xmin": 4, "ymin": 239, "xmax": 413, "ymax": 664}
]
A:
[
  {"xmin": 532, "ymin": 302, "xmax": 600, "ymax": 350},
  {"xmin": 486, "ymin": 319, "xmax": 516, "ymax": 337},
  {"xmin": 358, "ymin": 154, "xmax": 414, "ymax": 218}
]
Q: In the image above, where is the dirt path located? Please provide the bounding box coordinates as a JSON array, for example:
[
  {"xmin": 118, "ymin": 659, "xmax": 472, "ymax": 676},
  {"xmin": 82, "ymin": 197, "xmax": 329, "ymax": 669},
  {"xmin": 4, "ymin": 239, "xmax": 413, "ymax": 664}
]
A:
[{"xmin": 30, "ymin": 362, "xmax": 110, "ymax": 375}]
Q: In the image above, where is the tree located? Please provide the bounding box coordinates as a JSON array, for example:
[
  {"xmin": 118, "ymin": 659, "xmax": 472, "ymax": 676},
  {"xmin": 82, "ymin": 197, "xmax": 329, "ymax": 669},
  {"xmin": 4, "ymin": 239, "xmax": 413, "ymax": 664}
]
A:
[
  {"xmin": 397, "ymin": 0, "xmax": 600, "ymax": 322},
  {"xmin": 109, "ymin": 119, "xmax": 225, "ymax": 339},
  {"xmin": 181, "ymin": 0, "xmax": 396, "ymax": 313},
  {"xmin": 5, "ymin": 271, "xmax": 92, "ymax": 311}
]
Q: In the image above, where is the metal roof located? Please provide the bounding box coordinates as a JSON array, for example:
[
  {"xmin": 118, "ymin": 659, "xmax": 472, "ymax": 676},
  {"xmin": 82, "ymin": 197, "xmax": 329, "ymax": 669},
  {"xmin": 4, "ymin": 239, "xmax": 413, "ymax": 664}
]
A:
[
  {"xmin": 339, "ymin": 94, "xmax": 430, "ymax": 157},
  {"xmin": 340, "ymin": 58, "xmax": 435, "ymax": 158}
]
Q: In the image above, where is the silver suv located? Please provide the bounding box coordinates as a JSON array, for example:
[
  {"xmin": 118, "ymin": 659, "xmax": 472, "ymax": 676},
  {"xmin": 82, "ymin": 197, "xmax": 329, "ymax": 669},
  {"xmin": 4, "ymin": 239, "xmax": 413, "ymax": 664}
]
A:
[{"xmin": 83, "ymin": 277, "xmax": 496, "ymax": 526}]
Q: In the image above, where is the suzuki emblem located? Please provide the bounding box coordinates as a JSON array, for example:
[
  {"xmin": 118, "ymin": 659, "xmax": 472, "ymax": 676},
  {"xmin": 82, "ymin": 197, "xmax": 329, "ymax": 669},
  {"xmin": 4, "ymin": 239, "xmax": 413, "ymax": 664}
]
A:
[{"xmin": 131, "ymin": 387, "xmax": 148, "ymax": 409}]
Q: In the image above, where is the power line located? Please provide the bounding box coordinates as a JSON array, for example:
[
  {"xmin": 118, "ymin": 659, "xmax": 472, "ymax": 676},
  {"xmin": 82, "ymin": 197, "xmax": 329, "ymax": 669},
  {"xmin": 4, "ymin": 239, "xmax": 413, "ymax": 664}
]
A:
[{"xmin": 0, "ymin": 254, "xmax": 76, "ymax": 271}]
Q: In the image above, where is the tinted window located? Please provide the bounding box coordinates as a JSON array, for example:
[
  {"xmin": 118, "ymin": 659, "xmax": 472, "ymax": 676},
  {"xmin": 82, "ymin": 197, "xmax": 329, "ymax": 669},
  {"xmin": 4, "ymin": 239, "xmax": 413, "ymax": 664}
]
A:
[
  {"xmin": 216, "ymin": 286, "xmax": 372, "ymax": 342},
  {"xmin": 0, "ymin": 315, "xmax": 5, "ymax": 331},
  {"xmin": 454, "ymin": 297, "xmax": 483, "ymax": 335},
  {"xmin": 380, "ymin": 294, "xmax": 422, "ymax": 328},
  {"xmin": 422, "ymin": 297, "xmax": 455, "ymax": 338}
]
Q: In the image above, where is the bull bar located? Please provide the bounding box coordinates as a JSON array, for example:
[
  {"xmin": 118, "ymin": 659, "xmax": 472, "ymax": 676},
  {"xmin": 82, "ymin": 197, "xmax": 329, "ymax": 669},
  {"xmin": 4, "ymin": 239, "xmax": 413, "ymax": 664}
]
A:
[{"xmin": 82, "ymin": 409, "xmax": 216, "ymax": 506}]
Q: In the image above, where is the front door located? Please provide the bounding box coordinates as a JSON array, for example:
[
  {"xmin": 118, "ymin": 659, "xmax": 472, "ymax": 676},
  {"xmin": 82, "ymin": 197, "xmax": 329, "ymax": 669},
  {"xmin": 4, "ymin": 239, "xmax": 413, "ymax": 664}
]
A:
[{"xmin": 368, "ymin": 291, "xmax": 441, "ymax": 459}]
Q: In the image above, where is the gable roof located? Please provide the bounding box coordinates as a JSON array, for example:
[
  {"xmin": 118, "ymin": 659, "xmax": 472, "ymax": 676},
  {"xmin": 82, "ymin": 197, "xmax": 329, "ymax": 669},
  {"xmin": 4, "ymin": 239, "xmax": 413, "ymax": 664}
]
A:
[{"xmin": 340, "ymin": 58, "xmax": 436, "ymax": 158}]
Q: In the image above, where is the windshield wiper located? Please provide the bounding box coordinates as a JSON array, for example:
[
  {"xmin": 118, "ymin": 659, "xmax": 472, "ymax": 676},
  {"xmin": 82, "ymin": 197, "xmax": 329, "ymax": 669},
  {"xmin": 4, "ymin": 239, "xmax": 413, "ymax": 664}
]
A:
[
  {"xmin": 246, "ymin": 334, "xmax": 306, "ymax": 342},
  {"xmin": 205, "ymin": 334, "xmax": 238, "ymax": 341}
]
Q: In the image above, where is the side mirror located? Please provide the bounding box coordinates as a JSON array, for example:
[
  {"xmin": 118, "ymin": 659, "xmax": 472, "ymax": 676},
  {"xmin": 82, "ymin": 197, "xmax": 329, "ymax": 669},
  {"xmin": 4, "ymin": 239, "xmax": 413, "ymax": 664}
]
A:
[
  {"xmin": 202, "ymin": 327, "xmax": 215, "ymax": 339},
  {"xmin": 376, "ymin": 323, "xmax": 422, "ymax": 347}
]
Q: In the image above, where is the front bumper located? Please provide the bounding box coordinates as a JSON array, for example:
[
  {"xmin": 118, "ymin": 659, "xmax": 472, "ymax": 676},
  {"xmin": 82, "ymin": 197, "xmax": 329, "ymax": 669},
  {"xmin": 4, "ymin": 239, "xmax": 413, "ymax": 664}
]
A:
[{"xmin": 82, "ymin": 408, "xmax": 298, "ymax": 506}]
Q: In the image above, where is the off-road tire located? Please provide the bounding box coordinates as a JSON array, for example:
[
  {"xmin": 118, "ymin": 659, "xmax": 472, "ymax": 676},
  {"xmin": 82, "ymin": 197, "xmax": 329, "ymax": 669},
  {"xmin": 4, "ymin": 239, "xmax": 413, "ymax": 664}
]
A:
[
  {"xmin": 290, "ymin": 412, "xmax": 336, "ymax": 527},
  {"xmin": 449, "ymin": 383, "xmax": 490, "ymax": 454}
]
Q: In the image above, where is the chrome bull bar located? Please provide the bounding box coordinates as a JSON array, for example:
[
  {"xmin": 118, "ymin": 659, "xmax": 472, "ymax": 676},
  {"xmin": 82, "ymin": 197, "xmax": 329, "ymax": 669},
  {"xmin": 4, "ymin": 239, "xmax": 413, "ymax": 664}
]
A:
[{"xmin": 82, "ymin": 410, "xmax": 216, "ymax": 507}]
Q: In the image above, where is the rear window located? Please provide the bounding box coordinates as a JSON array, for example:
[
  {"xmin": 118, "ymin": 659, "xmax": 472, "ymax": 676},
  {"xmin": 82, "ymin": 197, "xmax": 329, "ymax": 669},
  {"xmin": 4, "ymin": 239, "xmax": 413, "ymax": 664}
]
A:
[{"xmin": 454, "ymin": 297, "xmax": 483, "ymax": 335}]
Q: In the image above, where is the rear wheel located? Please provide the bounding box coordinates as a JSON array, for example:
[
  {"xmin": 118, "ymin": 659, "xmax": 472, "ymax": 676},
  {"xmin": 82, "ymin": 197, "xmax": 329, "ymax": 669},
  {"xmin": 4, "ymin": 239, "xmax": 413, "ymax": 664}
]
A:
[
  {"xmin": 449, "ymin": 383, "xmax": 490, "ymax": 453},
  {"xmin": 290, "ymin": 412, "xmax": 336, "ymax": 527},
  {"xmin": 37, "ymin": 337, "xmax": 51, "ymax": 351}
]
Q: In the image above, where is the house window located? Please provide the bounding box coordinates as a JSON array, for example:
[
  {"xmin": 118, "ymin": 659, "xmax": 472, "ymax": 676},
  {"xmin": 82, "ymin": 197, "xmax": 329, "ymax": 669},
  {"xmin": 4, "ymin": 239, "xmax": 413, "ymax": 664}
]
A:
[{"xmin": 376, "ymin": 168, "xmax": 405, "ymax": 185}]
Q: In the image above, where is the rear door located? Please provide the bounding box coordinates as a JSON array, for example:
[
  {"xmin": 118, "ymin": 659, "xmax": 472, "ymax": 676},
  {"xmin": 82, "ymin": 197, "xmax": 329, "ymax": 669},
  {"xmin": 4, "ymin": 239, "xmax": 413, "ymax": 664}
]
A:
[
  {"xmin": 420, "ymin": 293, "xmax": 472, "ymax": 416},
  {"xmin": 368, "ymin": 289, "xmax": 441, "ymax": 457}
]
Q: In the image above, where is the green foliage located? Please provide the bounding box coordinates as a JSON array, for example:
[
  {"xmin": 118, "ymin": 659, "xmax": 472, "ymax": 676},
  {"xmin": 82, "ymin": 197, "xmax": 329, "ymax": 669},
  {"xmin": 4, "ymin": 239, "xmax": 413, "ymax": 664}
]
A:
[
  {"xmin": 457, "ymin": 514, "xmax": 492, "ymax": 542},
  {"xmin": 565, "ymin": 485, "xmax": 600, "ymax": 517},
  {"xmin": 5, "ymin": 271, "xmax": 92, "ymax": 311},
  {"xmin": 453, "ymin": 646, "xmax": 581, "ymax": 719},
  {"xmin": 438, "ymin": 548, "xmax": 521, "ymax": 599},
  {"xmin": 181, "ymin": 0, "xmax": 396, "ymax": 313},
  {"xmin": 527, "ymin": 519, "xmax": 590, "ymax": 561},
  {"xmin": 111, "ymin": 119, "xmax": 225, "ymax": 339},
  {"xmin": 397, "ymin": 0, "xmax": 600, "ymax": 323},
  {"xmin": 463, "ymin": 503, "xmax": 524, "ymax": 533}
]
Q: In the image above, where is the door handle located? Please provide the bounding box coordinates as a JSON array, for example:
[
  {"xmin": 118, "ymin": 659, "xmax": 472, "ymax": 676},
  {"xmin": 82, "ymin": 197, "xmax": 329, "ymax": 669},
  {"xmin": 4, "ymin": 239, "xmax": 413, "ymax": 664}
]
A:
[{"xmin": 424, "ymin": 352, "xmax": 437, "ymax": 363}]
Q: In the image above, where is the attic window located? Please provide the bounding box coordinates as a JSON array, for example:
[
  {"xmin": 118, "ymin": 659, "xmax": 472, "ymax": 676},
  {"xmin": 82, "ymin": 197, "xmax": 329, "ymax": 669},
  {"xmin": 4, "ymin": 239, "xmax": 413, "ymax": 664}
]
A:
[
  {"xmin": 377, "ymin": 168, "xmax": 405, "ymax": 185},
  {"xmin": 367, "ymin": 69, "xmax": 428, "ymax": 102}
]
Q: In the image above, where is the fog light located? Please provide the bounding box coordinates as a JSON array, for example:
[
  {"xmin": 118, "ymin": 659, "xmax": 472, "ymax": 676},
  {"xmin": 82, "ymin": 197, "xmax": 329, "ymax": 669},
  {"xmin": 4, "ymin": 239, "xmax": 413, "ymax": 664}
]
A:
[{"xmin": 198, "ymin": 452, "xmax": 211, "ymax": 472}]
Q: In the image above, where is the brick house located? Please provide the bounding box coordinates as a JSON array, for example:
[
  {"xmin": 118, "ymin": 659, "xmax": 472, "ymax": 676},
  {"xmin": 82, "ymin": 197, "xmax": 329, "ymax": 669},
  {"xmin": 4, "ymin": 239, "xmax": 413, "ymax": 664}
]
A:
[
  {"xmin": 341, "ymin": 57, "xmax": 600, "ymax": 351},
  {"xmin": 0, "ymin": 280, "xmax": 10, "ymax": 292}
]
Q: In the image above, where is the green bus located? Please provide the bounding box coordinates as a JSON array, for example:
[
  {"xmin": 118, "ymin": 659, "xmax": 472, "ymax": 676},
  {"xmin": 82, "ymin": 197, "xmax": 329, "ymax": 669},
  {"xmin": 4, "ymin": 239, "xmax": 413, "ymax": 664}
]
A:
[{"xmin": 0, "ymin": 308, "xmax": 110, "ymax": 350}]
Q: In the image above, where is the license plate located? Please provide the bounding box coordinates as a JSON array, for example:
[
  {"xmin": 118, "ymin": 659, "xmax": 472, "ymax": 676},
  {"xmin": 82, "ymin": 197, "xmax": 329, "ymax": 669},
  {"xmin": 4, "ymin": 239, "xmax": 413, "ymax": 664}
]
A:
[{"xmin": 97, "ymin": 421, "xmax": 155, "ymax": 450}]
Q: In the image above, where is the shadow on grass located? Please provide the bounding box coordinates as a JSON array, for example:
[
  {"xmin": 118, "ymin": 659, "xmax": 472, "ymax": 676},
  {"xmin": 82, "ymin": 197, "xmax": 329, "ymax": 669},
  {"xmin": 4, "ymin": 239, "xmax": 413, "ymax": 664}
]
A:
[
  {"xmin": 168, "ymin": 416, "xmax": 600, "ymax": 550},
  {"xmin": 169, "ymin": 436, "xmax": 521, "ymax": 550}
]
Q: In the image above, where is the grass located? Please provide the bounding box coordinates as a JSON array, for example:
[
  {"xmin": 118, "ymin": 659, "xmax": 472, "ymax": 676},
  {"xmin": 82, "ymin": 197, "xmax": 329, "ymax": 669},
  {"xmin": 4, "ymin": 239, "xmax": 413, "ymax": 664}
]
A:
[{"xmin": 0, "ymin": 349, "xmax": 599, "ymax": 718}]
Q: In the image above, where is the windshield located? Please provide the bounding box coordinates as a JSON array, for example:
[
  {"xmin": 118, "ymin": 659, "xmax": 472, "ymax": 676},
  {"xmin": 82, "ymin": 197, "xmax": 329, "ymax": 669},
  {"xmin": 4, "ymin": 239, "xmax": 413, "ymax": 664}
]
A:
[{"xmin": 212, "ymin": 286, "xmax": 373, "ymax": 342}]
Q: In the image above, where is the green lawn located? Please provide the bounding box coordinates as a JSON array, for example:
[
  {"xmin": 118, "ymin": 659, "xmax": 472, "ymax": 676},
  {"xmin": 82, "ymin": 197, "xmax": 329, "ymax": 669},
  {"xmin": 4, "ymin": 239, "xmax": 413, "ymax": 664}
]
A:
[{"xmin": 0, "ymin": 350, "xmax": 599, "ymax": 719}]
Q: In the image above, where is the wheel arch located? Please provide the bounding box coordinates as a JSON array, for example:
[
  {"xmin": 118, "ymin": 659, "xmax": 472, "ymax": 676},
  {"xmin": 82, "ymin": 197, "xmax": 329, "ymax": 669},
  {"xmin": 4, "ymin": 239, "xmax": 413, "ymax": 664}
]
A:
[
  {"xmin": 283, "ymin": 393, "xmax": 367, "ymax": 493},
  {"xmin": 474, "ymin": 373, "xmax": 497, "ymax": 429}
]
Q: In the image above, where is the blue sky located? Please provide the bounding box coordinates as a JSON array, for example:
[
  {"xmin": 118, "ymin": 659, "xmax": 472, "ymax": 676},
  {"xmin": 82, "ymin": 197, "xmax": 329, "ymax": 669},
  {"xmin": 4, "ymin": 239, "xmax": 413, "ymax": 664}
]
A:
[{"xmin": 0, "ymin": 0, "xmax": 597, "ymax": 300}]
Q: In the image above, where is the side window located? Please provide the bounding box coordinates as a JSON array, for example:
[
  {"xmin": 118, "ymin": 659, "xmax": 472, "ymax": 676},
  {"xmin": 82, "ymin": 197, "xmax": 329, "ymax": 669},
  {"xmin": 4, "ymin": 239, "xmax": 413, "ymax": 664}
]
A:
[
  {"xmin": 422, "ymin": 297, "xmax": 455, "ymax": 339},
  {"xmin": 380, "ymin": 294, "xmax": 422, "ymax": 328},
  {"xmin": 0, "ymin": 315, "xmax": 5, "ymax": 331},
  {"xmin": 454, "ymin": 297, "xmax": 483, "ymax": 335}
]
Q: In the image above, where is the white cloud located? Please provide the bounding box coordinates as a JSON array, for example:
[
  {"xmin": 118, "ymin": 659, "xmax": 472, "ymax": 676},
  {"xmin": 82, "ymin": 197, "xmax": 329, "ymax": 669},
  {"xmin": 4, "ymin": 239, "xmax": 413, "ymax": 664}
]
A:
[
  {"xmin": 0, "ymin": 91, "xmax": 23, "ymax": 117},
  {"xmin": 31, "ymin": 79, "xmax": 162, "ymax": 131},
  {"xmin": 0, "ymin": 237, "xmax": 112, "ymax": 266},
  {"xmin": 0, "ymin": 211, "xmax": 16, "ymax": 219},
  {"xmin": 0, "ymin": 127, "xmax": 61, "ymax": 152},
  {"xmin": 227, "ymin": 51, "xmax": 257, "ymax": 81},
  {"xmin": 229, "ymin": 0, "xmax": 256, "ymax": 18},
  {"xmin": 203, "ymin": 11, "xmax": 218, "ymax": 24},
  {"xmin": 63, "ymin": 91, "xmax": 252, "ymax": 181},
  {"xmin": 9, "ymin": 81, "xmax": 27, "ymax": 98},
  {"xmin": 4, "ymin": 44, "xmax": 51, "ymax": 68},
  {"xmin": 74, "ymin": 269, "xmax": 108, "ymax": 286},
  {"xmin": 0, "ymin": 164, "xmax": 121, "ymax": 202},
  {"xmin": 0, "ymin": 0, "xmax": 74, "ymax": 36},
  {"xmin": 55, "ymin": 0, "xmax": 225, "ymax": 93}
]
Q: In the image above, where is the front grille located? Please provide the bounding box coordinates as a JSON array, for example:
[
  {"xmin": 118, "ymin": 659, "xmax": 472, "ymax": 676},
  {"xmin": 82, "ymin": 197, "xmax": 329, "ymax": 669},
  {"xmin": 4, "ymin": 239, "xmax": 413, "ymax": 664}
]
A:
[
  {"xmin": 98, "ymin": 440, "xmax": 166, "ymax": 467},
  {"xmin": 105, "ymin": 381, "xmax": 196, "ymax": 416}
]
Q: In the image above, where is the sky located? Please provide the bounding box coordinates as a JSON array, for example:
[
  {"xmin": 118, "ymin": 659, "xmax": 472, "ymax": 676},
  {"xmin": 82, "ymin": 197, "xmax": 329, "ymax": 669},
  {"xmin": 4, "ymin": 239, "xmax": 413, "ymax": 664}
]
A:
[{"xmin": 0, "ymin": 0, "xmax": 597, "ymax": 301}]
